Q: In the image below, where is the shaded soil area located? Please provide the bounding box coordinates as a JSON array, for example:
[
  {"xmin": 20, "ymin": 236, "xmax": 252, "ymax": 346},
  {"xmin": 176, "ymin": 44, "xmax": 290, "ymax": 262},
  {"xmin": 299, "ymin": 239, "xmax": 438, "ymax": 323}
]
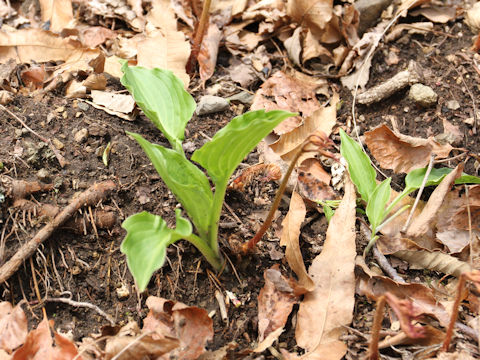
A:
[{"xmin": 1, "ymin": 13, "xmax": 480, "ymax": 359}]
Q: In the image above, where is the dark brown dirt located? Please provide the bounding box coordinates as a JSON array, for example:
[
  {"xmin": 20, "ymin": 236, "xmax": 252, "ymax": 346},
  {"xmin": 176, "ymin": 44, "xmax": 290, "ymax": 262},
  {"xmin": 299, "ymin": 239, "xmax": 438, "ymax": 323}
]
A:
[{"xmin": 1, "ymin": 13, "xmax": 480, "ymax": 360}]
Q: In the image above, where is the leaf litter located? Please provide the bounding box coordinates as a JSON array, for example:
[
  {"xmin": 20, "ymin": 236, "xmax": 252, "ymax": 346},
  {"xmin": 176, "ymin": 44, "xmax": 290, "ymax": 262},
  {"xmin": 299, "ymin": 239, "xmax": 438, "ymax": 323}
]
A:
[{"xmin": 1, "ymin": 0, "xmax": 480, "ymax": 358}]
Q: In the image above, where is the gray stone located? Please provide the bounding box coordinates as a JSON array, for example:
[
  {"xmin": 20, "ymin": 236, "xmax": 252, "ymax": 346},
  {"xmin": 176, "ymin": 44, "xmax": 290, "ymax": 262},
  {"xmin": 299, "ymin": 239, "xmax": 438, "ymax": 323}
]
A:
[
  {"xmin": 355, "ymin": 0, "xmax": 393, "ymax": 35},
  {"xmin": 74, "ymin": 128, "xmax": 89, "ymax": 143},
  {"xmin": 446, "ymin": 99, "xmax": 460, "ymax": 110},
  {"xmin": 228, "ymin": 91, "xmax": 254, "ymax": 105},
  {"xmin": 196, "ymin": 95, "xmax": 230, "ymax": 116},
  {"xmin": 408, "ymin": 84, "xmax": 438, "ymax": 108},
  {"xmin": 78, "ymin": 102, "xmax": 89, "ymax": 111}
]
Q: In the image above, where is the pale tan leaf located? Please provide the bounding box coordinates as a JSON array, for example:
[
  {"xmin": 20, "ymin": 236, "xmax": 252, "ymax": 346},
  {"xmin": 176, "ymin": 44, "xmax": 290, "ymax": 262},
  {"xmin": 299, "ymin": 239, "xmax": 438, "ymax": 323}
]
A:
[
  {"xmin": 410, "ymin": 6, "xmax": 457, "ymax": 23},
  {"xmin": 0, "ymin": 302, "xmax": 27, "ymax": 353},
  {"xmin": 365, "ymin": 124, "xmax": 453, "ymax": 173},
  {"xmin": 38, "ymin": 0, "xmax": 74, "ymax": 32},
  {"xmin": 302, "ymin": 28, "xmax": 333, "ymax": 64},
  {"xmin": 105, "ymin": 335, "xmax": 179, "ymax": 360},
  {"xmin": 139, "ymin": 0, "xmax": 191, "ymax": 88},
  {"xmin": 198, "ymin": 23, "xmax": 222, "ymax": 82},
  {"xmin": 406, "ymin": 164, "xmax": 463, "ymax": 238},
  {"xmin": 297, "ymin": 159, "xmax": 336, "ymax": 202},
  {"xmin": 287, "ymin": 0, "xmax": 333, "ymax": 39},
  {"xmin": 280, "ymin": 192, "xmax": 315, "ymax": 291},
  {"xmin": 393, "ymin": 249, "xmax": 472, "ymax": 278},
  {"xmin": 270, "ymin": 92, "xmax": 338, "ymax": 159},
  {"xmin": 284, "ymin": 27, "xmax": 302, "ymax": 67},
  {"xmin": 295, "ymin": 179, "xmax": 356, "ymax": 358}
]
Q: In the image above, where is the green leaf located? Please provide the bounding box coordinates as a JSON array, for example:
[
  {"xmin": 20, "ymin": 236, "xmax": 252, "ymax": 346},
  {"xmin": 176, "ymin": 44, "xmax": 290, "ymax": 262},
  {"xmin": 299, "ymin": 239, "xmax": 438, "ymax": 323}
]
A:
[
  {"xmin": 366, "ymin": 178, "xmax": 392, "ymax": 233},
  {"xmin": 322, "ymin": 203, "xmax": 334, "ymax": 223},
  {"xmin": 192, "ymin": 110, "xmax": 296, "ymax": 184},
  {"xmin": 405, "ymin": 167, "xmax": 480, "ymax": 193},
  {"xmin": 121, "ymin": 209, "xmax": 192, "ymax": 292},
  {"xmin": 128, "ymin": 132, "xmax": 213, "ymax": 236},
  {"xmin": 339, "ymin": 129, "xmax": 377, "ymax": 202},
  {"xmin": 121, "ymin": 63, "xmax": 196, "ymax": 151}
]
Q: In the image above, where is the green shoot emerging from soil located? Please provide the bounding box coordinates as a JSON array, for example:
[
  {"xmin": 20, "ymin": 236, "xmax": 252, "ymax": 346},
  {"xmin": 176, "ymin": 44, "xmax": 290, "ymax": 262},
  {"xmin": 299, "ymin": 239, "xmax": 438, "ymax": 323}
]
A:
[
  {"xmin": 339, "ymin": 129, "xmax": 480, "ymax": 256},
  {"xmin": 119, "ymin": 63, "xmax": 295, "ymax": 291}
]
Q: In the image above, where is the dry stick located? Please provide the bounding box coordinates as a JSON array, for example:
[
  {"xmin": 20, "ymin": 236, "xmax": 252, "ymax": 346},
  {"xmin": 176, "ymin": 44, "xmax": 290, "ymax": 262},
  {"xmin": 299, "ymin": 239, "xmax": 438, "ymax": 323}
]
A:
[
  {"xmin": 401, "ymin": 153, "xmax": 436, "ymax": 234},
  {"xmin": 0, "ymin": 104, "xmax": 67, "ymax": 168},
  {"xmin": 0, "ymin": 180, "xmax": 116, "ymax": 284},
  {"xmin": 42, "ymin": 296, "xmax": 115, "ymax": 325},
  {"xmin": 372, "ymin": 245, "xmax": 405, "ymax": 284},
  {"xmin": 442, "ymin": 273, "xmax": 466, "ymax": 352},
  {"xmin": 368, "ymin": 295, "xmax": 386, "ymax": 360},
  {"xmin": 185, "ymin": 0, "xmax": 212, "ymax": 74}
]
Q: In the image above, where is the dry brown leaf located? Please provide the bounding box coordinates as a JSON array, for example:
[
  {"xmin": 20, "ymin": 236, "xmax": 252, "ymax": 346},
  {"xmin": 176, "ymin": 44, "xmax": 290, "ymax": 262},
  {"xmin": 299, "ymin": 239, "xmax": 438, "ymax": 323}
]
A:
[
  {"xmin": 295, "ymin": 178, "xmax": 356, "ymax": 359},
  {"xmin": 256, "ymin": 266, "xmax": 300, "ymax": 351},
  {"xmin": 252, "ymin": 71, "xmax": 327, "ymax": 135},
  {"xmin": 0, "ymin": 29, "xmax": 99, "ymax": 65},
  {"xmin": 280, "ymin": 191, "xmax": 315, "ymax": 291},
  {"xmin": 21, "ymin": 65, "xmax": 46, "ymax": 90},
  {"xmin": 12, "ymin": 317, "xmax": 79, "ymax": 359},
  {"xmin": 270, "ymin": 92, "xmax": 338, "ymax": 160},
  {"xmin": 365, "ymin": 124, "xmax": 453, "ymax": 173},
  {"xmin": 88, "ymin": 90, "xmax": 136, "ymax": 120},
  {"xmin": 392, "ymin": 249, "xmax": 472, "ymax": 278},
  {"xmin": 142, "ymin": 296, "xmax": 213, "ymax": 360},
  {"xmin": 287, "ymin": 0, "xmax": 332, "ymax": 40},
  {"xmin": 284, "ymin": 27, "xmax": 302, "ymax": 67},
  {"xmin": 356, "ymin": 258, "xmax": 451, "ymax": 326},
  {"xmin": 302, "ymin": 28, "xmax": 333, "ymax": 64},
  {"xmin": 227, "ymin": 58, "xmax": 256, "ymax": 87},
  {"xmin": 78, "ymin": 26, "xmax": 116, "ymax": 48},
  {"xmin": 0, "ymin": 302, "xmax": 27, "ymax": 353},
  {"xmin": 198, "ymin": 23, "xmax": 222, "ymax": 82},
  {"xmin": 385, "ymin": 22, "xmax": 434, "ymax": 43},
  {"xmin": 410, "ymin": 6, "xmax": 456, "ymax": 23},
  {"xmin": 297, "ymin": 159, "xmax": 336, "ymax": 202},
  {"xmin": 406, "ymin": 164, "xmax": 463, "ymax": 238},
  {"xmin": 39, "ymin": 0, "xmax": 74, "ymax": 32},
  {"xmin": 229, "ymin": 163, "xmax": 281, "ymax": 191},
  {"xmin": 137, "ymin": 0, "xmax": 191, "ymax": 88}
]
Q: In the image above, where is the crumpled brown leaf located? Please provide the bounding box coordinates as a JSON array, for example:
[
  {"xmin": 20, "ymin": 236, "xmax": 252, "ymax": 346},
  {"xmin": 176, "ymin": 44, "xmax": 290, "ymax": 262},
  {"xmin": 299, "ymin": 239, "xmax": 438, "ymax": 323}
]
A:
[
  {"xmin": 280, "ymin": 191, "xmax": 315, "ymax": 291},
  {"xmin": 365, "ymin": 124, "xmax": 453, "ymax": 173},
  {"xmin": 198, "ymin": 23, "xmax": 222, "ymax": 82},
  {"xmin": 12, "ymin": 317, "xmax": 79, "ymax": 359},
  {"xmin": 294, "ymin": 178, "xmax": 356, "ymax": 359},
  {"xmin": 0, "ymin": 302, "xmax": 27, "ymax": 354},
  {"xmin": 142, "ymin": 296, "xmax": 213, "ymax": 360},
  {"xmin": 39, "ymin": 0, "xmax": 74, "ymax": 32}
]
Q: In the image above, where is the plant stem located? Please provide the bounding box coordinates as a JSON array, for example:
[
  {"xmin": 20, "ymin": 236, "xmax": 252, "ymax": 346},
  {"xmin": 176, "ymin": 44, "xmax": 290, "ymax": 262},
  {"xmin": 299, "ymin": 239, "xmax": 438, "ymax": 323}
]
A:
[
  {"xmin": 186, "ymin": 0, "xmax": 212, "ymax": 74},
  {"xmin": 184, "ymin": 233, "xmax": 222, "ymax": 271},
  {"xmin": 244, "ymin": 146, "xmax": 303, "ymax": 252},
  {"xmin": 368, "ymin": 295, "xmax": 386, "ymax": 360},
  {"xmin": 442, "ymin": 273, "xmax": 466, "ymax": 352},
  {"xmin": 208, "ymin": 180, "xmax": 228, "ymax": 257}
]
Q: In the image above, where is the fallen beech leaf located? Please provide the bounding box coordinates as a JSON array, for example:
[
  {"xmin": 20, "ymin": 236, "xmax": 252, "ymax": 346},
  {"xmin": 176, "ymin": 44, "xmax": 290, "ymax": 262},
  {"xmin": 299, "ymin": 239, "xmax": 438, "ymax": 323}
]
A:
[
  {"xmin": 138, "ymin": 0, "xmax": 191, "ymax": 88},
  {"xmin": 198, "ymin": 23, "xmax": 222, "ymax": 82},
  {"xmin": 0, "ymin": 29, "xmax": 99, "ymax": 65},
  {"xmin": 297, "ymin": 159, "xmax": 336, "ymax": 202},
  {"xmin": 365, "ymin": 124, "xmax": 453, "ymax": 173},
  {"xmin": 251, "ymin": 71, "xmax": 327, "ymax": 135},
  {"xmin": 434, "ymin": 350, "xmax": 477, "ymax": 360},
  {"xmin": 21, "ymin": 65, "xmax": 46, "ymax": 90},
  {"xmin": 270, "ymin": 92, "xmax": 338, "ymax": 160},
  {"xmin": 255, "ymin": 266, "xmax": 300, "ymax": 351},
  {"xmin": 142, "ymin": 296, "xmax": 213, "ymax": 360},
  {"xmin": 410, "ymin": 6, "xmax": 457, "ymax": 23},
  {"xmin": 287, "ymin": 0, "xmax": 332, "ymax": 40},
  {"xmin": 79, "ymin": 26, "xmax": 117, "ymax": 48},
  {"xmin": 12, "ymin": 317, "xmax": 80, "ymax": 359},
  {"xmin": 0, "ymin": 302, "xmax": 27, "ymax": 353},
  {"xmin": 89, "ymin": 90, "xmax": 136, "ymax": 120},
  {"xmin": 392, "ymin": 249, "xmax": 472, "ymax": 278},
  {"xmin": 280, "ymin": 192, "xmax": 315, "ymax": 291},
  {"xmin": 406, "ymin": 164, "xmax": 463, "ymax": 238},
  {"xmin": 356, "ymin": 258, "xmax": 451, "ymax": 326},
  {"xmin": 385, "ymin": 22, "xmax": 434, "ymax": 42},
  {"xmin": 302, "ymin": 28, "xmax": 333, "ymax": 64},
  {"xmin": 295, "ymin": 179, "xmax": 356, "ymax": 359},
  {"xmin": 38, "ymin": 0, "xmax": 74, "ymax": 32},
  {"xmin": 436, "ymin": 230, "xmax": 471, "ymax": 254},
  {"xmin": 284, "ymin": 27, "xmax": 302, "ymax": 66}
]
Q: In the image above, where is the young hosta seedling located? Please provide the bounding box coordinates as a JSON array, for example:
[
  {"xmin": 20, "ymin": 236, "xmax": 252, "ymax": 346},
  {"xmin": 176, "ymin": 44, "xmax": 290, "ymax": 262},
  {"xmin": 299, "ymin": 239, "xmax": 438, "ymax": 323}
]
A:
[
  {"xmin": 120, "ymin": 62, "xmax": 295, "ymax": 291},
  {"xmin": 339, "ymin": 129, "xmax": 480, "ymax": 255}
]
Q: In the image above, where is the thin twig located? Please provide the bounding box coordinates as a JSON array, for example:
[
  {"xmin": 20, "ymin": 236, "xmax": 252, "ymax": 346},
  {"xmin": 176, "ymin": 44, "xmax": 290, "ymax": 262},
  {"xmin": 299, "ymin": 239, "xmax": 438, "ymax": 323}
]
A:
[
  {"xmin": 401, "ymin": 154, "xmax": 436, "ymax": 233},
  {"xmin": 373, "ymin": 246, "xmax": 405, "ymax": 284},
  {"xmin": 0, "ymin": 104, "xmax": 67, "ymax": 167},
  {"xmin": 0, "ymin": 181, "xmax": 116, "ymax": 284}
]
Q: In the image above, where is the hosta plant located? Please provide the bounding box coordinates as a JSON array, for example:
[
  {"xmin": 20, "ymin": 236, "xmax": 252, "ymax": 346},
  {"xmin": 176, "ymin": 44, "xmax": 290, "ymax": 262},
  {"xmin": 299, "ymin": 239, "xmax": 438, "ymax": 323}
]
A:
[
  {"xmin": 120, "ymin": 62, "xmax": 294, "ymax": 291},
  {"xmin": 339, "ymin": 129, "xmax": 480, "ymax": 255}
]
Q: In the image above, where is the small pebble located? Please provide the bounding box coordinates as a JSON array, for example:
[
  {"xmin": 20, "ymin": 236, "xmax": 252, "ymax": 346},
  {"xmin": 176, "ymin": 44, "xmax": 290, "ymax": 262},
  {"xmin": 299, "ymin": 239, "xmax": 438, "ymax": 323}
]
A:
[
  {"xmin": 446, "ymin": 99, "xmax": 460, "ymax": 110},
  {"xmin": 196, "ymin": 95, "xmax": 230, "ymax": 115},
  {"xmin": 36, "ymin": 168, "xmax": 49, "ymax": 181},
  {"xmin": 78, "ymin": 102, "xmax": 89, "ymax": 111},
  {"xmin": 74, "ymin": 128, "xmax": 89, "ymax": 143},
  {"xmin": 0, "ymin": 90, "xmax": 13, "ymax": 105},
  {"xmin": 408, "ymin": 83, "xmax": 438, "ymax": 108},
  {"xmin": 116, "ymin": 284, "xmax": 130, "ymax": 299},
  {"xmin": 55, "ymin": 106, "xmax": 65, "ymax": 113},
  {"xmin": 52, "ymin": 138, "xmax": 64, "ymax": 150}
]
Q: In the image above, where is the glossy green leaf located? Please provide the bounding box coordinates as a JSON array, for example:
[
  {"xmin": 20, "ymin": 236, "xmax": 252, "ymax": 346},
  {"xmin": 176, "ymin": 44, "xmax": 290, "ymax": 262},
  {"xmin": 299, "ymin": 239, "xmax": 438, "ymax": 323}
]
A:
[
  {"xmin": 339, "ymin": 129, "xmax": 377, "ymax": 202},
  {"xmin": 121, "ymin": 63, "xmax": 196, "ymax": 151},
  {"xmin": 192, "ymin": 110, "xmax": 296, "ymax": 184},
  {"xmin": 121, "ymin": 209, "xmax": 192, "ymax": 291},
  {"xmin": 128, "ymin": 132, "xmax": 213, "ymax": 236},
  {"xmin": 405, "ymin": 167, "xmax": 480, "ymax": 193},
  {"xmin": 366, "ymin": 178, "xmax": 391, "ymax": 232}
]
